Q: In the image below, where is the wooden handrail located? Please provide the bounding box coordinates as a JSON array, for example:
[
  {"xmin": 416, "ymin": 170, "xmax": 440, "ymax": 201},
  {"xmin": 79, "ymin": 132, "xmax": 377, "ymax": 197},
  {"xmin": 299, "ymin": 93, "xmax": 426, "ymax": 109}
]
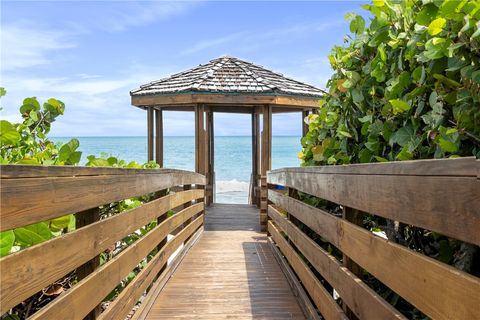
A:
[
  {"xmin": 267, "ymin": 157, "xmax": 479, "ymax": 320},
  {"xmin": 268, "ymin": 157, "xmax": 479, "ymax": 245},
  {"xmin": 0, "ymin": 165, "xmax": 206, "ymax": 319}
]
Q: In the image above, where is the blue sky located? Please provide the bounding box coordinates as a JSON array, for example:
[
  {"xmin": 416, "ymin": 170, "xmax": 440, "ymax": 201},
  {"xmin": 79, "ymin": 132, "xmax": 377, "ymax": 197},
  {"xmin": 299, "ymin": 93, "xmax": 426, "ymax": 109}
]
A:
[{"xmin": 1, "ymin": 1, "xmax": 365, "ymax": 136}]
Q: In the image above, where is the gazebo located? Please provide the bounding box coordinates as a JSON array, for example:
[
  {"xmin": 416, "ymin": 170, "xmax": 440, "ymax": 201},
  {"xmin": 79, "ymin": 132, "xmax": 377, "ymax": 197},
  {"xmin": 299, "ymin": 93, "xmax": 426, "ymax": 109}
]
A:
[{"xmin": 130, "ymin": 56, "xmax": 324, "ymax": 229}]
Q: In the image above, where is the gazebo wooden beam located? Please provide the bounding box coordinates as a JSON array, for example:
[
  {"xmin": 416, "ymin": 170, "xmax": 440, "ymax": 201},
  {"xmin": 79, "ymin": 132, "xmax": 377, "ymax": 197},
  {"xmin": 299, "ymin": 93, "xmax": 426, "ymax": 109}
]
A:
[
  {"xmin": 151, "ymin": 105, "xmax": 313, "ymax": 114},
  {"xmin": 132, "ymin": 94, "xmax": 320, "ymax": 109}
]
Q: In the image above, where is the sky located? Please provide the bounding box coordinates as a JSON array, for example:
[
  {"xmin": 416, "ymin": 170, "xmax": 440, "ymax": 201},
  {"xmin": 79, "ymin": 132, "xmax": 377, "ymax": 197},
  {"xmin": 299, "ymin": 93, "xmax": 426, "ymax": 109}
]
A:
[{"xmin": 1, "ymin": 1, "xmax": 365, "ymax": 137}]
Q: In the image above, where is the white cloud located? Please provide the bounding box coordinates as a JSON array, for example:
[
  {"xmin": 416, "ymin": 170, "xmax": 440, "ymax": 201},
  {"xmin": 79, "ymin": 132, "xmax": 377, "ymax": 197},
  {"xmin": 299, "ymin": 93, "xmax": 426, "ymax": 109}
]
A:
[
  {"xmin": 181, "ymin": 31, "xmax": 247, "ymax": 56},
  {"xmin": 1, "ymin": 25, "xmax": 75, "ymax": 70},
  {"xmin": 1, "ymin": 62, "xmax": 191, "ymax": 136},
  {"xmin": 1, "ymin": 2, "xmax": 201, "ymax": 71},
  {"xmin": 180, "ymin": 19, "xmax": 343, "ymax": 56},
  {"xmin": 60, "ymin": 1, "xmax": 201, "ymax": 34}
]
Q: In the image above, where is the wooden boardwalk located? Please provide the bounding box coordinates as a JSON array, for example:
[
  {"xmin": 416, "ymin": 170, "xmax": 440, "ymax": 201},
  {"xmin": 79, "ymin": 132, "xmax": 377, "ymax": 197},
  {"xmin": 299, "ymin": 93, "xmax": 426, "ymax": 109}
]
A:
[{"xmin": 136, "ymin": 204, "xmax": 306, "ymax": 319}]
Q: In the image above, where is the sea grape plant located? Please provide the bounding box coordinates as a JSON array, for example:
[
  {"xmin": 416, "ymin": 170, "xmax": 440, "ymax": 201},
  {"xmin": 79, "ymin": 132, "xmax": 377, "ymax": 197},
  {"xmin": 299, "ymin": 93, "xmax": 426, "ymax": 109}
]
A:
[
  {"xmin": 297, "ymin": 0, "xmax": 480, "ymax": 316},
  {"xmin": 0, "ymin": 89, "xmax": 162, "ymax": 318},
  {"xmin": 300, "ymin": 0, "xmax": 480, "ymax": 165},
  {"xmin": 0, "ymin": 89, "xmax": 159, "ymax": 258}
]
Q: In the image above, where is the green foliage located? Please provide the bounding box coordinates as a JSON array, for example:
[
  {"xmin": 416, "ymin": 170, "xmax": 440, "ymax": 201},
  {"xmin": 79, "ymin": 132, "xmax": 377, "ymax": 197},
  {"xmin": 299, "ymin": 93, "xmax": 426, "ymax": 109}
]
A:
[
  {"xmin": 0, "ymin": 95, "xmax": 78, "ymax": 165},
  {"xmin": 1, "ymin": 87, "xmax": 163, "ymax": 317},
  {"xmin": 298, "ymin": 2, "xmax": 480, "ymax": 317},
  {"xmin": 0, "ymin": 88, "xmax": 160, "ymax": 259},
  {"xmin": 0, "ymin": 231, "xmax": 15, "ymax": 257},
  {"xmin": 301, "ymin": 0, "xmax": 480, "ymax": 166}
]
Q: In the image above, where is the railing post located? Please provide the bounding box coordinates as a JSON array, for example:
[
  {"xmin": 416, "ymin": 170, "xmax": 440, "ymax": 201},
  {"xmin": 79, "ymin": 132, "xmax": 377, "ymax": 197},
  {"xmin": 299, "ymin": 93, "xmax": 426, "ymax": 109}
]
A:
[
  {"xmin": 260, "ymin": 177, "xmax": 268, "ymax": 232},
  {"xmin": 342, "ymin": 206, "xmax": 363, "ymax": 319},
  {"xmin": 156, "ymin": 189, "xmax": 168, "ymax": 253},
  {"xmin": 183, "ymin": 184, "xmax": 194, "ymax": 243},
  {"xmin": 76, "ymin": 207, "xmax": 101, "ymax": 320}
]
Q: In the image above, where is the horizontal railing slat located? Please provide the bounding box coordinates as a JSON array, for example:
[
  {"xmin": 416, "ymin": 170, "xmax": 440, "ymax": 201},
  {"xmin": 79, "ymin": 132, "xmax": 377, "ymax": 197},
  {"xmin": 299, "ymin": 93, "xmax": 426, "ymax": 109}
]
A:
[
  {"xmin": 268, "ymin": 205, "xmax": 406, "ymax": 320},
  {"xmin": 30, "ymin": 209, "xmax": 204, "ymax": 320},
  {"xmin": 268, "ymin": 191, "xmax": 480, "ymax": 320},
  {"xmin": 267, "ymin": 162, "xmax": 479, "ymax": 246},
  {"xmin": 0, "ymin": 165, "xmax": 206, "ymax": 178},
  {"xmin": 268, "ymin": 221, "xmax": 348, "ymax": 320},
  {"xmin": 97, "ymin": 210, "xmax": 203, "ymax": 320},
  {"xmin": 268, "ymin": 157, "xmax": 477, "ymax": 177},
  {"xmin": 1, "ymin": 170, "xmax": 206, "ymax": 231},
  {"xmin": 0, "ymin": 189, "xmax": 203, "ymax": 314}
]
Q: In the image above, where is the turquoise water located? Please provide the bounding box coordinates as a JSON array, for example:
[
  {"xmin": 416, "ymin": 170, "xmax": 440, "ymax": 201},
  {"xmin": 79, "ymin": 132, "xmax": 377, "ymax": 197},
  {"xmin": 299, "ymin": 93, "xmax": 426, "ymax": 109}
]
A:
[{"xmin": 52, "ymin": 136, "xmax": 302, "ymax": 203}]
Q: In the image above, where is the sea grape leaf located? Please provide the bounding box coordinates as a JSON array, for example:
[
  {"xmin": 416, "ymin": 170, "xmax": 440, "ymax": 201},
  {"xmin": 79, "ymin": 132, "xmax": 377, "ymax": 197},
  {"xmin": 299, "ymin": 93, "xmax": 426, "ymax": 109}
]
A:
[
  {"xmin": 389, "ymin": 99, "xmax": 411, "ymax": 114},
  {"xmin": 390, "ymin": 125, "xmax": 414, "ymax": 147},
  {"xmin": 14, "ymin": 222, "xmax": 52, "ymax": 247},
  {"xmin": 428, "ymin": 18, "xmax": 446, "ymax": 35},
  {"xmin": 19, "ymin": 97, "xmax": 40, "ymax": 116},
  {"xmin": 49, "ymin": 215, "xmax": 73, "ymax": 232},
  {"xmin": 416, "ymin": 4, "xmax": 438, "ymax": 25},
  {"xmin": 43, "ymin": 98, "xmax": 65, "ymax": 117},
  {"xmin": 0, "ymin": 230, "xmax": 15, "ymax": 257},
  {"xmin": 0, "ymin": 120, "xmax": 20, "ymax": 145}
]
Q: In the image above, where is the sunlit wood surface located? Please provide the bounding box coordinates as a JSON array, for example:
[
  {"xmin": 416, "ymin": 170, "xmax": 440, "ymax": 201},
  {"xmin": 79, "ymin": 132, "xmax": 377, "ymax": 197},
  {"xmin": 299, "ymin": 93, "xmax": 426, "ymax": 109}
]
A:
[{"xmin": 140, "ymin": 203, "xmax": 306, "ymax": 319}]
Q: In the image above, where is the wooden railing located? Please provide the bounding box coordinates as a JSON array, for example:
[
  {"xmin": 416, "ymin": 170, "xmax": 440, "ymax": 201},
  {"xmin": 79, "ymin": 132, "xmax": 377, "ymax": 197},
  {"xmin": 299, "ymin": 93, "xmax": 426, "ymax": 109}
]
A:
[
  {"xmin": 267, "ymin": 157, "xmax": 479, "ymax": 320},
  {"xmin": 0, "ymin": 165, "xmax": 205, "ymax": 319}
]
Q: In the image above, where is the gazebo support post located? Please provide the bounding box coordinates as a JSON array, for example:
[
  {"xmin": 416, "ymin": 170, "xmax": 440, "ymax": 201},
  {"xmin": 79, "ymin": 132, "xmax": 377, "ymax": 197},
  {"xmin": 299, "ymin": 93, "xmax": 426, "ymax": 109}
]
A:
[
  {"xmin": 155, "ymin": 108, "xmax": 163, "ymax": 167},
  {"xmin": 147, "ymin": 107, "xmax": 154, "ymax": 162},
  {"xmin": 250, "ymin": 108, "xmax": 260, "ymax": 207},
  {"xmin": 195, "ymin": 104, "xmax": 208, "ymax": 204},
  {"xmin": 260, "ymin": 104, "xmax": 272, "ymax": 232},
  {"xmin": 205, "ymin": 109, "xmax": 214, "ymax": 206},
  {"xmin": 302, "ymin": 110, "xmax": 309, "ymax": 137}
]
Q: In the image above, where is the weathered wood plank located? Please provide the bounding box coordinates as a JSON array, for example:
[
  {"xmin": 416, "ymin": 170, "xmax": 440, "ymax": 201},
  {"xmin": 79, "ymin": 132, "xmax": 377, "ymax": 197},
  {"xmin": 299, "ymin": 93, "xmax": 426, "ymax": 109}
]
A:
[
  {"xmin": 75, "ymin": 207, "xmax": 102, "ymax": 320},
  {"xmin": 140, "ymin": 204, "xmax": 306, "ymax": 320},
  {"xmin": 30, "ymin": 213, "xmax": 204, "ymax": 320},
  {"xmin": 268, "ymin": 157, "xmax": 477, "ymax": 177},
  {"xmin": 268, "ymin": 205, "xmax": 405, "ymax": 320},
  {"xmin": 0, "ymin": 171, "xmax": 205, "ymax": 231},
  {"xmin": 0, "ymin": 165, "xmax": 201, "ymax": 178},
  {"xmin": 267, "ymin": 168, "xmax": 479, "ymax": 245},
  {"xmin": 268, "ymin": 221, "xmax": 348, "ymax": 320},
  {"xmin": 98, "ymin": 216, "xmax": 203, "ymax": 320},
  {"xmin": 155, "ymin": 108, "xmax": 163, "ymax": 167},
  {"xmin": 131, "ymin": 93, "xmax": 320, "ymax": 109},
  {"xmin": 130, "ymin": 227, "xmax": 203, "ymax": 320},
  {"xmin": 268, "ymin": 193, "xmax": 480, "ymax": 320},
  {"xmin": 148, "ymin": 107, "xmax": 154, "ymax": 161},
  {"xmin": 302, "ymin": 110, "xmax": 309, "ymax": 137},
  {"xmin": 268, "ymin": 237, "xmax": 321, "ymax": 320},
  {"xmin": 0, "ymin": 190, "xmax": 203, "ymax": 314}
]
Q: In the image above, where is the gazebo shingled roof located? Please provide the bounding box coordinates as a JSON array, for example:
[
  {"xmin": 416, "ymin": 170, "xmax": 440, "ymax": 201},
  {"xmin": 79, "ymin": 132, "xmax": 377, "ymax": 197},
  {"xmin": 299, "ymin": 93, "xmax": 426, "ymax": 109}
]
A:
[
  {"xmin": 131, "ymin": 56, "xmax": 325, "ymax": 98},
  {"xmin": 130, "ymin": 56, "xmax": 324, "ymax": 111},
  {"xmin": 131, "ymin": 56, "xmax": 323, "ymax": 228}
]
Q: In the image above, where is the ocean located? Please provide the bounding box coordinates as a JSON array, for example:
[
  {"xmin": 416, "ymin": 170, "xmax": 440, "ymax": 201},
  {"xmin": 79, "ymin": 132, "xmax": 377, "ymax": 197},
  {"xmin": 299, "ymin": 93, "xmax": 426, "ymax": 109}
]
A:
[{"xmin": 52, "ymin": 136, "xmax": 302, "ymax": 204}]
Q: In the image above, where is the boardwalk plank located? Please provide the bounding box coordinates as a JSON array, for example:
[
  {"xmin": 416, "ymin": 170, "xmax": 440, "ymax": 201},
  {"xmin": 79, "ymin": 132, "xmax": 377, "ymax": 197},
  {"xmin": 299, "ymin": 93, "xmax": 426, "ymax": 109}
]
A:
[{"xmin": 138, "ymin": 204, "xmax": 307, "ymax": 320}]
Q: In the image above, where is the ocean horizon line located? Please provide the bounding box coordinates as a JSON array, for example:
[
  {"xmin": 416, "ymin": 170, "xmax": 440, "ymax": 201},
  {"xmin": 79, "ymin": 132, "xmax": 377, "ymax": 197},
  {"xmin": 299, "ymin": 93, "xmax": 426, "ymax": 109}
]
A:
[{"xmin": 51, "ymin": 135, "xmax": 302, "ymax": 138}]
